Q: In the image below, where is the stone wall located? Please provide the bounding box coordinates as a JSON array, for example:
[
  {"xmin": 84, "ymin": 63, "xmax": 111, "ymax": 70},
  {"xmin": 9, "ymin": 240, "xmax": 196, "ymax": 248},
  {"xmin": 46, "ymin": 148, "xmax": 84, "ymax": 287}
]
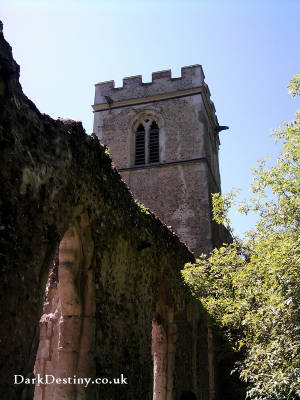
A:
[
  {"xmin": 93, "ymin": 66, "xmax": 226, "ymax": 257},
  {"xmin": 0, "ymin": 24, "xmax": 224, "ymax": 400},
  {"xmin": 92, "ymin": 64, "xmax": 234, "ymax": 400}
]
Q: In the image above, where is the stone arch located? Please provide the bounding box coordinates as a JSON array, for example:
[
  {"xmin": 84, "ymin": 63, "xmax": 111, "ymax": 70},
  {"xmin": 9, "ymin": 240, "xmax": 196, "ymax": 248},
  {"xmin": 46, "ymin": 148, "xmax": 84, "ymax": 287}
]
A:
[
  {"xmin": 128, "ymin": 108, "xmax": 166, "ymax": 167},
  {"xmin": 152, "ymin": 285, "xmax": 177, "ymax": 400},
  {"xmin": 33, "ymin": 214, "xmax": 95, "ymax": 400}
]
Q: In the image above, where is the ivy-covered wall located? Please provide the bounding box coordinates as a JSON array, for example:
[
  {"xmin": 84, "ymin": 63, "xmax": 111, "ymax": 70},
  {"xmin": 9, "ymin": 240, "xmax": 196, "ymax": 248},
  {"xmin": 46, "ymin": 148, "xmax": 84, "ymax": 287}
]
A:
[{"xmin": 0, "ymin": 24, "xmax": 223, "ymax": 400}]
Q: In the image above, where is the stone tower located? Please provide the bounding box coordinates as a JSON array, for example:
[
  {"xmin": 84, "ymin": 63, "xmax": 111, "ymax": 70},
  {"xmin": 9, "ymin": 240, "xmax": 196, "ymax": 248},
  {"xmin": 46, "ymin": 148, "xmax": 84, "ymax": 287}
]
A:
[{"xmin": 93, "ymin": 65, "xmax": 223, "ymax": 256}]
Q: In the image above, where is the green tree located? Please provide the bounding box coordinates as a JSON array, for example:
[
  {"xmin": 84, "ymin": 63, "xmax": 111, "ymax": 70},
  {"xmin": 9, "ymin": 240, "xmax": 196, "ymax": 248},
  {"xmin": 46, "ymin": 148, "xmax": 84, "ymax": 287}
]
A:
[{"xmin": 182, "ymin": 76, "xmax": 300, "ymax": 399}]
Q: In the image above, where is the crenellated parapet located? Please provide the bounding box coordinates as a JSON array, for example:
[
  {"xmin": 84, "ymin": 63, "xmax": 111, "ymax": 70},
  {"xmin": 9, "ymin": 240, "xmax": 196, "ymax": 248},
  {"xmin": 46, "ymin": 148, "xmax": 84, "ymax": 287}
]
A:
[
  {"xmin": 94, "ymin": 65, "xmax": 204, "ymax": 102},
  {"xmin": 93, "ymin": 65, "xmax": 218, "ymax": 127}
]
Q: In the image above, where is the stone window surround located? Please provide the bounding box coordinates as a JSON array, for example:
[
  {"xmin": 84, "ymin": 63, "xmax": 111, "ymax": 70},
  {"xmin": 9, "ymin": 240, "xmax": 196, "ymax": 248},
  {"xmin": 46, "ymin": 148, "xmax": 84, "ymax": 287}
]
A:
[
  {"xmin": 135, "ymin": 119, "xmax": 159, "ymax": 166},
  {"xmin": 129, "ymin": 109, "xmax": 165, "ymax": 168}
]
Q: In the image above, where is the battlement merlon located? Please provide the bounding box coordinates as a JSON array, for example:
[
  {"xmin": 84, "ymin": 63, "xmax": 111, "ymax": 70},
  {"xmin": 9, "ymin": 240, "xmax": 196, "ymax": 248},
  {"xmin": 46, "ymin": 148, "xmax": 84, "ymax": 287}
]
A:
[{"xmin": 93, "ymin": 65, "xmax": 206, "ymax": 105}]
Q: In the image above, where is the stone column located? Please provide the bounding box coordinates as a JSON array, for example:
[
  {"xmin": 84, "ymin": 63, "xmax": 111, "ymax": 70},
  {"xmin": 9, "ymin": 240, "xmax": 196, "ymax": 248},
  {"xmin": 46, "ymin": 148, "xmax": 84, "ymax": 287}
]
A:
[{"xmin": 152, "ymin": 319, "xmax": 168, "ymax": 400}]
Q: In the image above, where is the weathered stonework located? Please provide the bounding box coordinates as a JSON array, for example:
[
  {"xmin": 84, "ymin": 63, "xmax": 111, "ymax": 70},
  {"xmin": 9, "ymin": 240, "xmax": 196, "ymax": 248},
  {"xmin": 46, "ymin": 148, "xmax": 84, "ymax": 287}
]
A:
[
  {"xmin": 92, "ymin": 66, "xmax": 234, "ymax": 400},
  {"xmin": 0, "ymin": 21, "xmax": 241, "ymax": 400},
  {"xmin": 93, "ymin": 66, "xmax": 228, "ymax": 256},
  {"xmin": 0, "ymin": 24, "xmax": 238, "ymax": 400}
]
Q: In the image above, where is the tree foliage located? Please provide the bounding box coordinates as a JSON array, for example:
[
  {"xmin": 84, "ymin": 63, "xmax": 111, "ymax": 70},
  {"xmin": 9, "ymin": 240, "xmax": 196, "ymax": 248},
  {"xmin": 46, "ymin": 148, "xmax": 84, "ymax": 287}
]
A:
[{"xmin": 182, "ymin": 76, "xmax": 300, "ymax": 399}]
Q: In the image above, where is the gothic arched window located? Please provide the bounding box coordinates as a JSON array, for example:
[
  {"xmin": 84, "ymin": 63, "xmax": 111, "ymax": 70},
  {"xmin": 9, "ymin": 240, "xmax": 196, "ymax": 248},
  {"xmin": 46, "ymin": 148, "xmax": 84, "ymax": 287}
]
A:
[{"xmin": 134, "ymin": 119, "xmax": 160, "ymax": 166}]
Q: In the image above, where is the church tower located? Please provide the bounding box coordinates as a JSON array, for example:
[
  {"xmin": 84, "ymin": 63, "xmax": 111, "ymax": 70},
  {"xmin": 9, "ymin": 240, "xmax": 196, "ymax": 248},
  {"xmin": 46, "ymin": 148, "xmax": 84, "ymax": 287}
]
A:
[{"xmin": 93, "ymin": 65, "xmax": 224, "ymax": 256}]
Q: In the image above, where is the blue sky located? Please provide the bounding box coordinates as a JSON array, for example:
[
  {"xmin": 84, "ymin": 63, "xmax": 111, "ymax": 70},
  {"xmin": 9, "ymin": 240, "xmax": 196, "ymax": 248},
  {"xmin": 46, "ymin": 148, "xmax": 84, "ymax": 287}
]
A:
[{"xmin": 1, "ymin": 0, "xmax": 299, "ymax": 235}]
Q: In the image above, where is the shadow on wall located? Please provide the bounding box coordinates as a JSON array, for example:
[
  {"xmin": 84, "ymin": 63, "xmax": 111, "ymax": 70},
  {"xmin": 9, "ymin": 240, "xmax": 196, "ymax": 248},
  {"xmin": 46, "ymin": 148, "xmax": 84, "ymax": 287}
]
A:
[{"xmin": 180, "ymin": 391, "xmax": 197, "ymax": 400}]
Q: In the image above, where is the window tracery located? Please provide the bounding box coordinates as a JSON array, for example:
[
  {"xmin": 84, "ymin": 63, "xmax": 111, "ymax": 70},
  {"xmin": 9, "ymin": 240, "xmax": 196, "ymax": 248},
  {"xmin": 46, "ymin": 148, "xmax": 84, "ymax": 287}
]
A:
[{"xmin": 134, "ymin": 119, "xmax": 160, "ymax": 166}]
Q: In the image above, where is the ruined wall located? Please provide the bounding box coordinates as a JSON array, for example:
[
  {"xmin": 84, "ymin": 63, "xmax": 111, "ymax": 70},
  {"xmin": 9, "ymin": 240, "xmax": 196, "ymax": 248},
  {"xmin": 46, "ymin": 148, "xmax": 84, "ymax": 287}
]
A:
[
  {"xmin": 93, "ymin": 67, "xmax": 226, "ymax": 256},
  {"xmin": 92, "ymin": 66, "xmax": 235, "ymax": 400},
  {"xmin": 0, "ymin": 24, "xmax": 221, "ymax": 400}
]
